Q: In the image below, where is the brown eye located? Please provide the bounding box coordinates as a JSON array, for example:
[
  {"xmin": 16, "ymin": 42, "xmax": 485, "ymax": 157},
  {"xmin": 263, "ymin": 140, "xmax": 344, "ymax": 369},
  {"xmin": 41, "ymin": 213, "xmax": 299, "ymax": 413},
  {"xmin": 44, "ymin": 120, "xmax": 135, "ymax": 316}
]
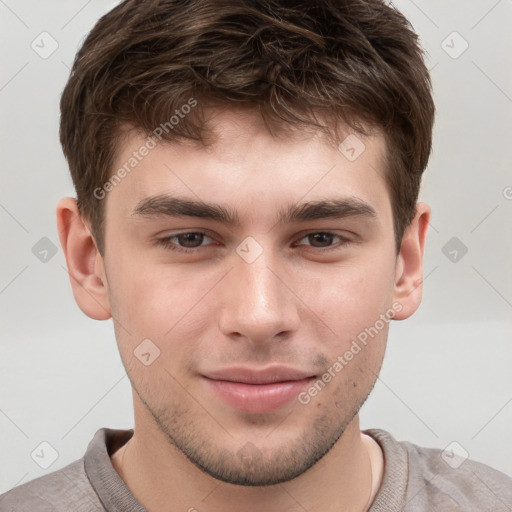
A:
[
  {"xmin": 176, "ymin": 232, "xmax": 206, "ymax": 248},
  {"xmin": 307, "ymin": 232, "xmax": 336, "ymax": 247},
  {"xmin": 157, "ymin": 231, "xmax": 214, "ymax": 253},
  {"xmin": 294, "ymin": 231, "xmax": 353, "ymax": 251}
]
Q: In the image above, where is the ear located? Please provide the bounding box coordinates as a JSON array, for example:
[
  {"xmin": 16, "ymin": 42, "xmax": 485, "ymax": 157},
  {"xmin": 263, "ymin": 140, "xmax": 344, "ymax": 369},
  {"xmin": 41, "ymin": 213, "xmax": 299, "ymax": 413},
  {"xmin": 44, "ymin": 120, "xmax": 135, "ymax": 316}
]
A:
[
  {"xmin": 392, "ymin": 202, "xmax": 430, "ymax": 320},
  {"xmin": 56, "ymin": 197, "xmax": 112, "ymax": 320}
]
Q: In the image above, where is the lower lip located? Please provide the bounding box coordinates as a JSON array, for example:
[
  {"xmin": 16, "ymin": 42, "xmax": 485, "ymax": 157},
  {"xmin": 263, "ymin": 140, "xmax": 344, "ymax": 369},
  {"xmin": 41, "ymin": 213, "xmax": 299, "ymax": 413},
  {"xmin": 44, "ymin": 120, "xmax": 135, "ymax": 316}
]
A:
[{"xmin": 204, "ymin": 377, "xmax": 315, "ymax": 413}]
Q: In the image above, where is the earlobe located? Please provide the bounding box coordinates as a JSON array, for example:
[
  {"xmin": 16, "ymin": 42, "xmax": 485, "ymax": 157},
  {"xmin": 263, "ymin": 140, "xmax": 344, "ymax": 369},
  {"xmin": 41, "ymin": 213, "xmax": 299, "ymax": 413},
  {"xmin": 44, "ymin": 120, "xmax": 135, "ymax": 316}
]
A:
[
  {"xmin": 392, "ymin": 202, "xmax": 430, "ymax": 320},
  {"xmin": 56, "ymin": 197, "xmax": 112, "ymax": 320}
]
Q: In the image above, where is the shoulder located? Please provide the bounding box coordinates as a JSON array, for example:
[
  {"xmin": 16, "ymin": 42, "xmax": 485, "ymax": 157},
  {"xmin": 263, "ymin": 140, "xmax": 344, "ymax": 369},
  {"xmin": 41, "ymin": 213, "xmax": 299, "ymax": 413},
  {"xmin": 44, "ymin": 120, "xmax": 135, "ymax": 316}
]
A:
[
  {"xmin": 367, "ymin": 429, "xmax": 512, "ymax": 511},
  {"xmin": 0, "ymin": 458, "xmax": 104, "ymax": 512},
  {"xmin": 403, "ymin": 440, "xmax": 512, "ymax": 511}
]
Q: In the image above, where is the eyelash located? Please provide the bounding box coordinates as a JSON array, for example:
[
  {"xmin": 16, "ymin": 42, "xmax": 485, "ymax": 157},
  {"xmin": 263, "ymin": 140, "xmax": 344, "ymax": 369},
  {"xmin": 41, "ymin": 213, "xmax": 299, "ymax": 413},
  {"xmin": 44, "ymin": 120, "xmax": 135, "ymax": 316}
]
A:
[{"xmin": 156, "ymin": 231, "xmax": 353, "ymax": 254}]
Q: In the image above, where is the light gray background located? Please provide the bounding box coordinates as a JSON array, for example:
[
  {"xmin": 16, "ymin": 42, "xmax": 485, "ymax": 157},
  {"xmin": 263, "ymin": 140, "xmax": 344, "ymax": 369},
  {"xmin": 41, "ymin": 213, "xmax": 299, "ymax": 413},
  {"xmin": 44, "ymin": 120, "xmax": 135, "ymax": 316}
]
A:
[{"xmin": 1, "ymin": 0, "xmax": 511, "ymax": 493}]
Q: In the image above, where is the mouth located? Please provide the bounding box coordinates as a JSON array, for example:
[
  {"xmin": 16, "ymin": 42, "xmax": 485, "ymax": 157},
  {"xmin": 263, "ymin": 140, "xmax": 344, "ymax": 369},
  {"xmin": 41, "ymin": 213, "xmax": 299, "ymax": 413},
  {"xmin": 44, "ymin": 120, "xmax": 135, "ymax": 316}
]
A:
[{"xmin": 202, "ymin": 366, "xmax": 317, "ymax": 413}]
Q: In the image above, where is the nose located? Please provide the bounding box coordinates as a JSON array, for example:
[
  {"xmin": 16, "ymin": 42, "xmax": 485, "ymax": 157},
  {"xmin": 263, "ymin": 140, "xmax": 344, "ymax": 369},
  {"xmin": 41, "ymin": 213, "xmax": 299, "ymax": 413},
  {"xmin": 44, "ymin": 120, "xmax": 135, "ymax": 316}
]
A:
[{"xmin": 217, "ymin": 244, "xmax": 300, "ymax": 346}]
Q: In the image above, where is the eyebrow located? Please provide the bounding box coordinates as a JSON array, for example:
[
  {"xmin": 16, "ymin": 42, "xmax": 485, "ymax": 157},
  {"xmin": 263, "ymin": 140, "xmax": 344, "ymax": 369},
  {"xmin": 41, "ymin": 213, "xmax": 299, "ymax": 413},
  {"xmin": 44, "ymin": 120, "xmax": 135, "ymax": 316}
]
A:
[{"xmin": 131, "ymin": 194, "xmax": 377, "ymax": 225}]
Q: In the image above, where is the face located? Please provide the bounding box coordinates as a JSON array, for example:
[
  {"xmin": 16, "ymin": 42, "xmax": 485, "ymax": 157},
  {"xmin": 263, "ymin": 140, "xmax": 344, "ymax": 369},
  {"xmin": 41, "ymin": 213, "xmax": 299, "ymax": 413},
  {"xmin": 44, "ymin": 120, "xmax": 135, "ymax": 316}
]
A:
[{"xmin": 100, "ymin": 110, "xmax": 400, "ymax": 485}]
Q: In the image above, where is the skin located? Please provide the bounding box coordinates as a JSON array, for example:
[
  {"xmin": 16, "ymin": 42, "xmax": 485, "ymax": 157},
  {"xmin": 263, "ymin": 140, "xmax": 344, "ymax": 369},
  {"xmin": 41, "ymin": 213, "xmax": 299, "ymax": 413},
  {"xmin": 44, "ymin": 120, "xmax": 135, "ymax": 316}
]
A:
[{"xmin": 57, "ymin": 108, "xmax": 430, "ymax": 512}]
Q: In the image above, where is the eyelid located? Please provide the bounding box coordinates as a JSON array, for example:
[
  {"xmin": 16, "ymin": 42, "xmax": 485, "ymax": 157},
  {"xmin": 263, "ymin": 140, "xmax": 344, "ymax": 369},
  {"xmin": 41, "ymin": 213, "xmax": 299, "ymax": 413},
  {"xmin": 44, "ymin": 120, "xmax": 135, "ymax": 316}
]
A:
[
  {"xmin": 293, "ymin": 231, "xmax": 353, "ymax": 248},
  {"xmin": 156, "ymin": 229, "xmax": 354, "ymax": 254},
  {"xmin": 156, "ymin": 230, "xmax": 216, "ymax": 252}
]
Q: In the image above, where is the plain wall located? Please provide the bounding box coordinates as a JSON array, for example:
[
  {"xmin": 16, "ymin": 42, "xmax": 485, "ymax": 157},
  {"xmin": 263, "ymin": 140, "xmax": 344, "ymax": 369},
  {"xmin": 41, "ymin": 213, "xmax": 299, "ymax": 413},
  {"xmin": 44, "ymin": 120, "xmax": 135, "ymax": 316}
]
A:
[{"xmin": 1, "ymin": 0, "xmax": 511, "ymax": 492}]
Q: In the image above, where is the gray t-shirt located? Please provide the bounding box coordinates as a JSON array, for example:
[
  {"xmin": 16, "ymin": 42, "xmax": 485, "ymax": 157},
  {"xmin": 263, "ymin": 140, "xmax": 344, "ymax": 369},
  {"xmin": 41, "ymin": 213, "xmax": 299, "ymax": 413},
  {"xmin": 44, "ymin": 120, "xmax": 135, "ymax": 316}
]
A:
[{"xmin": 1, "ymin": 427, "xmax": 511, "ymax": 511}]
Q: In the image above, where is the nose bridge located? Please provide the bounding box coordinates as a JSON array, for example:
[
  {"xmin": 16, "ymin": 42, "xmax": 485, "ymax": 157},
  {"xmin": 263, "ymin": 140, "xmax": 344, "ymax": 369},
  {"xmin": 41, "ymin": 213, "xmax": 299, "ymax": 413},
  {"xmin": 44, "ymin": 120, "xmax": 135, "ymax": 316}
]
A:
[
  {"xmin": 239, "ymin": 255, "xmax": 280, "ymax": 311},
  {"xmin": 218, "ymin": 242, "xmax": 298, "ymax": 342}
]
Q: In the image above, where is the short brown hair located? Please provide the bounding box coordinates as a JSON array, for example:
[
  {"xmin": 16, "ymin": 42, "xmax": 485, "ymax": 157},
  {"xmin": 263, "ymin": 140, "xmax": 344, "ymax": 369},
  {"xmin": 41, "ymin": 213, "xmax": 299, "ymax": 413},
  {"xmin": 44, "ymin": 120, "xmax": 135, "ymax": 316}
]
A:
[{"xmin": 60, "ymin": 0, "xmax": 435, "ymax": 255}]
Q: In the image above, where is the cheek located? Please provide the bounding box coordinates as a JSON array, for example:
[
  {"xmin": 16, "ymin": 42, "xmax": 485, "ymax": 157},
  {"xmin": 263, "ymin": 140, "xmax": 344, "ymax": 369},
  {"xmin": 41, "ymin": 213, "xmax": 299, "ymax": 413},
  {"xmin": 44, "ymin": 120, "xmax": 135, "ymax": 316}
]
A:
[
  {"xmin": 106, "ymin": 251, "xmax": 190, "ymax": 325},
  {"xmin": 106, "ymin": 257, "xmax": 217, "ymax": 370},
  {"xmin": 299, "ymin": 256, "xmax": 396, "ymax": 341}
]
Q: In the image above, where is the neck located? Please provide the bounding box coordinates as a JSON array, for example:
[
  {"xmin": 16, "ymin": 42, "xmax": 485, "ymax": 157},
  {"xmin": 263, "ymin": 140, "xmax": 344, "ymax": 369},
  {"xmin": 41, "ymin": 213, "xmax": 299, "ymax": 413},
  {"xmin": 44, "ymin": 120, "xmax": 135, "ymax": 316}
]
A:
[{"xmin": 112, "ymin": 396, "xmax": 382, "ymax": 512}]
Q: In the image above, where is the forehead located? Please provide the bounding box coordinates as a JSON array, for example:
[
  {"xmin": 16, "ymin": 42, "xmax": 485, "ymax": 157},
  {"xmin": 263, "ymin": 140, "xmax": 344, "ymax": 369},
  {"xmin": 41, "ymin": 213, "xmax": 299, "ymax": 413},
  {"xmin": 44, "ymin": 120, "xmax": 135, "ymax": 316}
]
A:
[{"xmin": 106, "ymin": 109, "xmax": 391, "ymax": 226}]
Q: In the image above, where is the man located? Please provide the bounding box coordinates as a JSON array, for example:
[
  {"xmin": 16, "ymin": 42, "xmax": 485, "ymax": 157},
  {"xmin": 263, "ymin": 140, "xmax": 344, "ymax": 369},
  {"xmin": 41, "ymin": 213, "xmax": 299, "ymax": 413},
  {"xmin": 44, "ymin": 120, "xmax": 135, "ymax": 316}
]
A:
[{"xmin": 1, "ymin": 0, "xmax": 511, "ymax": 510}]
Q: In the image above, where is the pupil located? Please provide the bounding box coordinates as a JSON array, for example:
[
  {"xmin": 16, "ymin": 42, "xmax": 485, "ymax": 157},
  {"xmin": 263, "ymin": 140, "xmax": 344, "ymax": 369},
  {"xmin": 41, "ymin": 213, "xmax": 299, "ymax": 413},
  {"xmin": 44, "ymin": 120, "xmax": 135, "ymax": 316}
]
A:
[
  {"xmin": 179, "ymin": 233, "xmax": 203, "ymax": 247},
  {"xmin": 310, "ymin": 233, "xmax": 332, "ymax": 247}
]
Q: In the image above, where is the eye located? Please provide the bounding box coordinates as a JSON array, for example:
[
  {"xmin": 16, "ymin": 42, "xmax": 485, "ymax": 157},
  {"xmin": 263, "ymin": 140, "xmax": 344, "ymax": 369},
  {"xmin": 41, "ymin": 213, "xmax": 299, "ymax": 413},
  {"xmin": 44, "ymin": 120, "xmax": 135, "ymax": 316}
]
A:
[
  {"xmin": 157, "ymin": 231, "xmax": 214, "ymax": 253},
  {"xmin": 156, "ymin": 230, "xmax": 353, "ymax": 255},
  {"xmin": 295, "ymin": 231, "xmax": 352, "ymax": 249}
]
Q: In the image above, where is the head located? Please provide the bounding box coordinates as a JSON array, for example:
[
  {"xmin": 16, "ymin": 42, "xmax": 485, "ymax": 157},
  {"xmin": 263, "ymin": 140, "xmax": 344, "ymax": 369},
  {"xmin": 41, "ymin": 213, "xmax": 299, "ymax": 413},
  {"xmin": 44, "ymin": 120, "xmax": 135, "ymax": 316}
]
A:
[{"xmin": 57, "ymin": 0, "xmax": 434, "ymax": 486}]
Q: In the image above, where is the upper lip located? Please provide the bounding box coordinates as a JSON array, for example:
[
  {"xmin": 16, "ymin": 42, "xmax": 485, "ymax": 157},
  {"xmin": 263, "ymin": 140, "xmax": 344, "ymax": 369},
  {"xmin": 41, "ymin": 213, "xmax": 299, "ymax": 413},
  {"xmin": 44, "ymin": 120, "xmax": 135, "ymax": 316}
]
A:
[{"xmin": 202, "ymin": 366, "xmax": 316, "ymax": 385}]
